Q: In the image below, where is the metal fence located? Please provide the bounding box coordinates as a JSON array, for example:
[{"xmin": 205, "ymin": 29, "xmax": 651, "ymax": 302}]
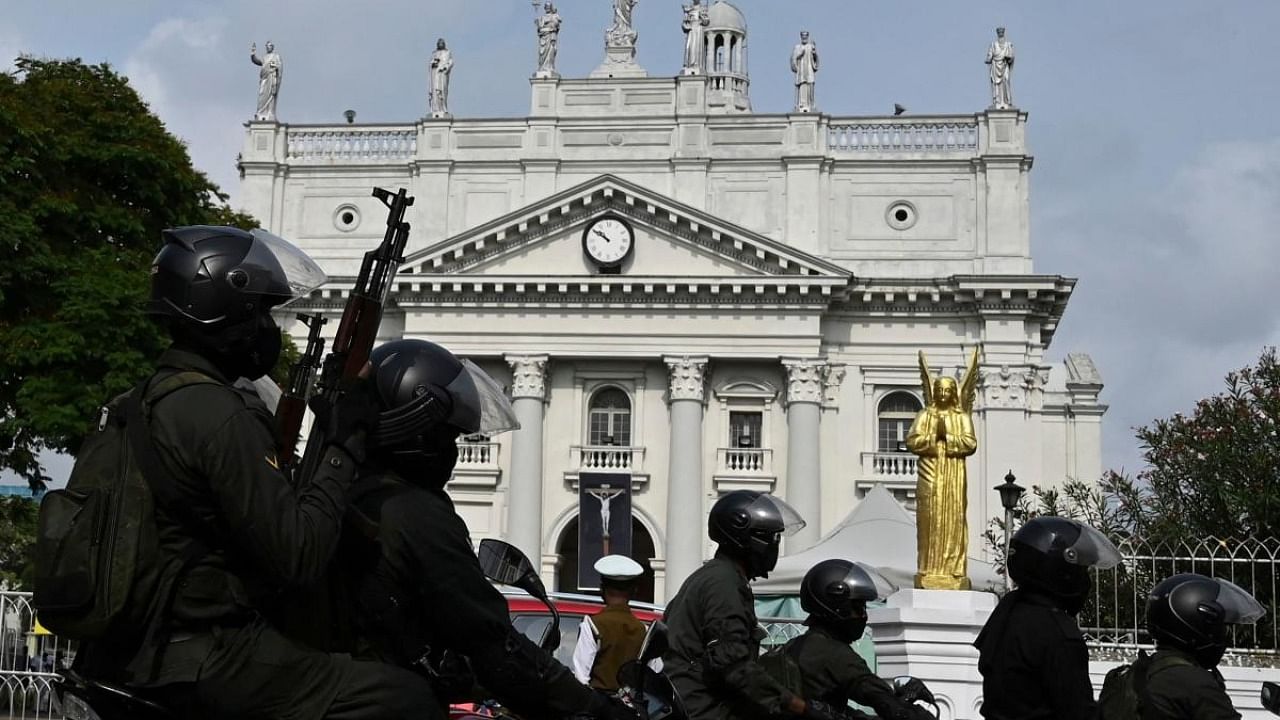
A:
[
  {"xmin": 0, "ymin": 592, "xmax": 72, "ymax": 719},
  {"xmin": 1081, "ymin": 535, "xmax": 1280, "ymax": 666},
  {"xmin": 759, "ymin": 618, "xmax": 807, "ymax": 648}
]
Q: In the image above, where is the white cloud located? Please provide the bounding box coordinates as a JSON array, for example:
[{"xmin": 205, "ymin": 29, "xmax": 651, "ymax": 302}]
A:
[{"xmin": 1043, "ymin": 137, "xmax": 1280, "ymax": 472}]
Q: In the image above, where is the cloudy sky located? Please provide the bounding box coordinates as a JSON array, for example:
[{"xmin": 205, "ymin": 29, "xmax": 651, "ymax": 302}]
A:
[{"xmin": 6, "ymin": 1, "xmax": 1280, "ymax": 480}]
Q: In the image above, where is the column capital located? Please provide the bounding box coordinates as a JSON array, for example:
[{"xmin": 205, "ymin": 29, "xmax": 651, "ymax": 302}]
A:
[
  {"xmin": 782, "ymin": 357, "xmax": 826, "ymax": 407},
  {"xmin": 822, "ymin": 363, "xmax": 847, "ymax": 409},
  {"xmin": 505, "ymin": 354, "xmax": 550, "ymax": 400},
  {"xmin": 664, "ymin": 355, "xmax": 709, "ymax": 403}
]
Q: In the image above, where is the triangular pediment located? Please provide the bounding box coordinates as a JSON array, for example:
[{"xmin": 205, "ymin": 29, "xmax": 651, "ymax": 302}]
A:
[{"xmin": 401, "ymin": 175, "xmax": 850, "ymax": 280}]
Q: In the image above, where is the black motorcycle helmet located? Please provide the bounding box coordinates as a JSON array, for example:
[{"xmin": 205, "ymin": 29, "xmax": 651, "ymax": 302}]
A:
[
  {"xmin": 366, "ymin": 339, "xmax": 519, "ymax": 487},
  {"xmin": 800, "ymin": 559, "xmax": 893, "ymax": 643},
  {"xmin": 708, "ymin": 491, "xmax": 804, "ymax": 579},
  {"xmin": 147, "ymin": 226, "xmax": 327, "ymax": 379},
  {"xmin": 1007, "ymin": 516, "xmax": 1120, "ymax": 614},
  {"xmin": 1147, "ymin": 573, "xmax": 1265, "ymax": 669}
]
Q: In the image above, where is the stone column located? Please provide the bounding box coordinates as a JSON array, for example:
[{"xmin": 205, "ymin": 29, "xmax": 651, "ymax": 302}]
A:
[
  {"xmin": 783, "ymin": 358, "xmax": 825, "ymax": 551},
  {"xmin": 663, "ymin": 356, "xmax": 709, "ymax": 602},
  {"xmin": 505, "ymin": 355, "xmax": 549, "ymax": 565}
]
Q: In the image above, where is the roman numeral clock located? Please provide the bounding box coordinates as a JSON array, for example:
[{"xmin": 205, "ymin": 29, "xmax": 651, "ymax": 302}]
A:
[{"xmin": 582, "ymin": 215, "xmax": 634, "ymax": 274}]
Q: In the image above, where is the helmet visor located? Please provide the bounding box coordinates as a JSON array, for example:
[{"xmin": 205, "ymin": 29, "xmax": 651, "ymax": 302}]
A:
[
  {"xmin": 849, "ymin": 562, "xmax": 897, "ymax": 601},
  {"xmin": 1063, "ymin": 523, "xmax": 1122, "ymax": 570},
  {"xmin": 244, "ymin": 229, "xmax": 328, "ymax": 304},
  {"xmin": 746, "ymin": 494, "xmax": 807, "ymax": 538},
  {"xmin": 1214, "ymin": 578, "xmax": 1266, "ymax": 624},
  {"xmin": 444, "ymin": 359, "xmax": 521, "ymax": 435}
]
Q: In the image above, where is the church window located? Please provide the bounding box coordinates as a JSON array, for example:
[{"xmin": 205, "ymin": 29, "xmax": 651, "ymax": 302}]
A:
[
  {"xmin": 728, "ymin": 411, "xmax": 763, "ymax": 449},
  {"xmin": 588, "ymin": 387, "xmax": 632, "ymax": 446},
  {"xmin": 877, "ymin": 392, "xmax": 922, "ymax": 452}
]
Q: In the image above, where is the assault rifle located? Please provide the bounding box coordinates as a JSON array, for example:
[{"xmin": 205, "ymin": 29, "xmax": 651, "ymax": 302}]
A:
[
  {"xmin": 293, "ymin": 186, "xmax": 415, "ymax": 483},
  {"xmin": 275, "ymin": 312, "xmax": 327, "ymax": 472}
]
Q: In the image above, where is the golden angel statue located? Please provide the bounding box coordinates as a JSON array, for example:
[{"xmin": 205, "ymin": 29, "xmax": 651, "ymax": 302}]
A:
[{"xmin": 906, "ymin": 347, "xmax": 981, "ymax": 590}]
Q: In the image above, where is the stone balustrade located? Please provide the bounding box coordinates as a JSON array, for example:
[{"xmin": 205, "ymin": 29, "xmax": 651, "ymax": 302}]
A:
[
  {"xmin": 285, "ymin": 126, "xmax": 417, "ymax": 163},
  {"xmin": 717, "ymin": 447, "xmax": 773, "ymax": 474},
  {"xmin": 862, "ymin": 451, "xmax": 918, "ymax": 478},
  {"xmin": 572, "ymin": 445, "xmax": 645, "ymax": 473},
  {"xmin": 456, "ymin": 439, "xmax": 499, "ymax": 468},
  {"xmin": 827, "ymin": 117, "xmax": 978, "ymax": 152}
]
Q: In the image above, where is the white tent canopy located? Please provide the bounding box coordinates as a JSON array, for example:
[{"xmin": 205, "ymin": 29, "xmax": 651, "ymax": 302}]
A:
[{"xmin": 753, "ymin": 486, "xmax": 1003, "ymax": 595}]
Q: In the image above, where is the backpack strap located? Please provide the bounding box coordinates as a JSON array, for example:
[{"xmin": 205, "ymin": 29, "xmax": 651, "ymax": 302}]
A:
[
  {"xmin": 122, "ymin": 371, "xmax": 223, "ymax": 679},
  {"xmin": 1134, "ymin": 650, "xmax": 1194, "ymax": 717}
]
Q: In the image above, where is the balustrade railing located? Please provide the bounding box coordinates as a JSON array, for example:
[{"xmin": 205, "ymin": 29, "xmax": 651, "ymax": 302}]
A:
[
  {"xmin": 456, "ymin": 440, "xmax": 499, "ymax": 468},
  {"xmin": 572, "ymin": 445, "xmax": 643, "ymax": 473},
  {"xmin": 716, "ymin": 447, "xmax": 773, "ymax": 475},
  {"xmin": 828, "ymin": 118, "xmax": 978, "ymax": 152},
  {"xmin": 862, "ymin": 452, "xmax": 917, "ymax": 478},
  {"xmin": 285, "ymin": 127, "xmax": 417, "ymax": 163}
]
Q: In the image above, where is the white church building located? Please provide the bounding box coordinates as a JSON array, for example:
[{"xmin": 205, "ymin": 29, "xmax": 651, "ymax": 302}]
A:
[{"xmin": 237, "ymin": 1, "xmax": 1105, "ymax": 603}]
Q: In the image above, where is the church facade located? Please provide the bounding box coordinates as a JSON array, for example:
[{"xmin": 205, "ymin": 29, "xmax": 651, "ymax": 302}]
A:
[{"xmin": 236, "ymin": 2, "xmax": 1105, "ymax": 602}]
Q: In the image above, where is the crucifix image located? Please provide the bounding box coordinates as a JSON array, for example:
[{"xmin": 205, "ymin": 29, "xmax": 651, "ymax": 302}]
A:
[{"xmin": 587, "ymin": 485, "xmax": 625, "ymax": 555}]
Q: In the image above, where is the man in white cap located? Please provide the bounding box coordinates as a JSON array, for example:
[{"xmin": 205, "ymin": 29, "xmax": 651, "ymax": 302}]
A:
[{"xmin": 572, "ymin": 555, "xmax": 654, "ymax": 690}]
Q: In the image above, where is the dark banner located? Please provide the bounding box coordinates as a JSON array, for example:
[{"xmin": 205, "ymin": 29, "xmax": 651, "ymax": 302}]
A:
[{"xmin": 577, "ymin": 473, "xmax": 633, "ymax": 591}]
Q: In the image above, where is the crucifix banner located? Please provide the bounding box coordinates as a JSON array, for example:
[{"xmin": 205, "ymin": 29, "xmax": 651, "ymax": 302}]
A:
[{"xmin": 577, "ymin": 473, "xmax": 633, "ymax": 591}]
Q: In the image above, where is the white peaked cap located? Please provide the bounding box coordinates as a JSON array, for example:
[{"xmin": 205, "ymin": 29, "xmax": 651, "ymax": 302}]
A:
[{"xmin": 594, "ymin": 554, "xmax": 644, "ymax": 580}]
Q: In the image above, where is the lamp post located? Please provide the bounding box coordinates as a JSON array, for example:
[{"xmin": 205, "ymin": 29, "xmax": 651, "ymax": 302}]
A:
[{"xmin": 996, "ymin": 470, "xmax": 1026, "ymax": 591}]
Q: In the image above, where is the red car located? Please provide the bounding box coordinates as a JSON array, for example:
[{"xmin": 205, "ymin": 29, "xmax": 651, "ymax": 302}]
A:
[{"xmin": 504, "ymin": 590, "xmax": 664, "ymax": 668}]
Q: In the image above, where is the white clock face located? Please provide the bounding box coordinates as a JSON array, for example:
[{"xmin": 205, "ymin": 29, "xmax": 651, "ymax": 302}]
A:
[{"xmin": 584, "ymin": 217, "xmax": 633, "ymax": 266}]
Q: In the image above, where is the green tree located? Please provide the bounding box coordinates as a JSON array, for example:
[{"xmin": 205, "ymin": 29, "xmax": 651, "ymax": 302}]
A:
[
  {"xmin": 0, "ymin": 495, "xmax": 40, "ymax": 590},
  {"xmin": 0, "ymin": 57, "xmax": 257, "ymax": 491}
]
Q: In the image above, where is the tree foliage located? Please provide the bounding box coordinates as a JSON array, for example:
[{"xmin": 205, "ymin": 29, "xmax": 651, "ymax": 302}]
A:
[
  {"xmin": 0, "ymin": 495, "xmax": 40, "ymax": 590},
  {"xmin": 0, "ymin": 57, "xmax": 257, "ymax": 490}
]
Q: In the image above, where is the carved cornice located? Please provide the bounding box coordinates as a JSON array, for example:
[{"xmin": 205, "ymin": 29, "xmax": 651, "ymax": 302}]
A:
[
  {"xmin": 782, "ymin": 358, "xmax": 826, "ymax": 406},
  {"xmin": 979, "ymin": 363, "xmax": 1049, "ymax": 411},
  {"xmin": 506, "ymin": 354, "xmax": 549, "ymax": 400},
  {"xmin": 665, "ymin": 356, "xmax": 709, "ymax": 403}
]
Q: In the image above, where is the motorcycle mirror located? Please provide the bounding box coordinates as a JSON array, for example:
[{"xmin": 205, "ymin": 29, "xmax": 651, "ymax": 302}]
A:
[
  {"xmin": 478, "ymin": 539, "xmax": 540, "ymax": 594},
  {"xmin": 638, "ymin": 621, "xmax": 669, "ymax": 665},
  {"xmin": 1263, "ymin": 681, "xmax": 1280, "ymax": 714}
]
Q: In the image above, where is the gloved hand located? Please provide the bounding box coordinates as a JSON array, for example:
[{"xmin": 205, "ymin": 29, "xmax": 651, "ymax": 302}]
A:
[
  {"xmin": 309, "ymin": 379, "xmax": 379, "ymax": 463},
  {"xmin": 583, "ymin": 690, "xmax": 640, "ymax": 720},
  {"xmin": 801, "ymin": 699, "xmax": 844, "ymax": 720},
  {"xmin": 894, "ymin": 677, "xmax": 935, "ymax": 706}
]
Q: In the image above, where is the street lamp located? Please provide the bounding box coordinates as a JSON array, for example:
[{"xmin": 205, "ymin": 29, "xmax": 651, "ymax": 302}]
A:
[{"xmin": 996, "ymin": 470, "xmax": 1026, "ymax": 591}]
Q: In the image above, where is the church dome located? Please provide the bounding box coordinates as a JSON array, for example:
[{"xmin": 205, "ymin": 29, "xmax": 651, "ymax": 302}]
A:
[{"xmin": 706, "ymin": 0, "xmax": 747, "ymax": 32}]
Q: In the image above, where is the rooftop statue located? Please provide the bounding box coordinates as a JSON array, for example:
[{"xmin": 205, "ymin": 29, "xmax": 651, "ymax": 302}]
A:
[
  {"xmin": 535, "ymin": 3, "xmax": 562, "ymax": 78},
  {"xmin": 985, "ymin": 26, "xmax": 1015, "ymax": 110},
  {"xmin": 249, "ymin": 41, "xmax": 282, "ymax": 122}
]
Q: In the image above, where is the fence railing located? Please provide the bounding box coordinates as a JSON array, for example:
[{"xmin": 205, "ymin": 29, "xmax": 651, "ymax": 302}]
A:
[
  {"xmin": 758, "ymin": 618, "xmax": 807, "ymax": 648},
  {"xmin": 1081, "ymin": 535, "xmax": 1280, "ymax": 665},
  {"xmin": 0, "ymin": 592, "xmax": 74, "ymax": 719}
]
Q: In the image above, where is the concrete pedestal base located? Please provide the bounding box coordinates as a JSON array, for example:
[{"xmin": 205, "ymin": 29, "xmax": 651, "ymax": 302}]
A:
[{"xmin": 867, "ymin": 589, "xmax": 997, "ymax": 720}]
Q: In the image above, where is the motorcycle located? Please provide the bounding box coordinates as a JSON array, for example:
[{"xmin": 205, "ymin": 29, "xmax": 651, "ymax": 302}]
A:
[
  {"xmin": 52, "ymin": 667, "xmax": 174, "ymax": 720},
  {"xmin": 1264, "ymin": 680, "xmax": 1280, "ymax": 715}
]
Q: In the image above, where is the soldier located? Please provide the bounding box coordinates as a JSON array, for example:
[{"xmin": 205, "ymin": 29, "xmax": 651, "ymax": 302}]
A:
[
  {"xmin": 663, "ymin": 490, "xmax": 840, "ymax": 720},
  {"xmin": 974, "ymin": 516, "xmax": 1121, "ymax": 719},
  {"xmin": 1100, "ymin": 573, "xmax": 1264, "ymax": 719},
  {"xmin": 572, "ymin": 555, "xmax": 653, "ymax": 690},
  {"xmin": 338, "ymin": 338, "xmax": 637, "ymax": 720},
  {"xmin": 781, "ymin": 559, "xmax": 935, "ymax": 720},
  {"xmin": 77, "ymin": 226, "xmax": 435, "ymax": 719}
]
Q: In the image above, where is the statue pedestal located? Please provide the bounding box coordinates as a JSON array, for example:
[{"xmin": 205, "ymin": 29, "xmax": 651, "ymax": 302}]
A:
[
  {"xmin": 868, "ymin": 589, "xmax": 997, "ymax": 720},
  {"xmin": 590, "ymin": 43, "xmax": 647, "ymax": 79}
]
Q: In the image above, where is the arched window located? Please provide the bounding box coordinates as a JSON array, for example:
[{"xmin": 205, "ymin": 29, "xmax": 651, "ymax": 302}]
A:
[
  {"xmin": 877, "ymin": 392, "xmax": 922, "ymax": 453},
  {"xmin": 588, "ymin": 388, "xmax": 631, "ymax": 446}
]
